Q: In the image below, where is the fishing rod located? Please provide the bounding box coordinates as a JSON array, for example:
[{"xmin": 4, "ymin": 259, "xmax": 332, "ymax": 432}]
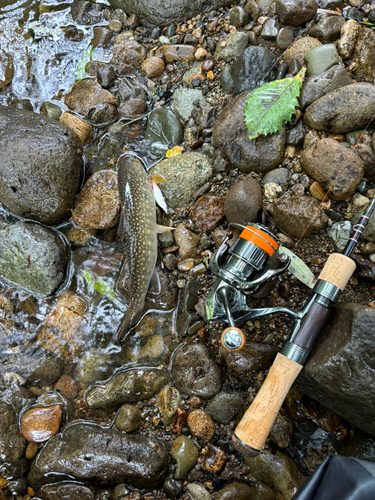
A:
[{"xmin": 205, "ymin": 196, "xmax": 375, "ymax": 457}]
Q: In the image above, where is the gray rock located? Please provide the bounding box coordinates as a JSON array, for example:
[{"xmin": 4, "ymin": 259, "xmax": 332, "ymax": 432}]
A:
[
  {"xmin": 300, "ymin": 65, "xmax": 352, "ymax": 109},
  {"xmin": 85, "ymin": 367, "xmax": 170, "ymax": 413},
  {"xmin": 148, "ymin": 152, "xmax": 213, "ymax": 209},
  {"xmin": 36, "ymin": 482, "xmax": 94, "ymax": 500},
  {"xmin": 308, "ymin": 15, "xmax": 345, "ymax": 41},
  {"xmin": 0, "ymin": 222, "xmax": 68, "ymax": 296},
  {"xmin": 304, "ymin": 43, "xmax": 339, "ymax": 76},
  {"xmin": 0, "ymin": 403, "xmax": 26, "ymax": 464},
  {"xmin": 118, "ymin": 77, "xmax": 147, "ymax": 102},
  {"xmin": 229, "ymin": 6, "xmax": 248, "ymax": 27},
  {"xmin": 304, "ymin": 83, "xmax": 375, "ymax": 133},
  {"xmin": 220, "ymin": 65, "xmax": 235, "ymax": 92},
  {"xmin": 40, "ymin": 102, "xmax": 63, "ymax": 121},
  {"xmin": 326, "ymin": 220, "xmax": 351, "ymax": 252},
  {"xmin": 71, "ymin": 1, "xmax": 103, "ymax": 25},
  {"xmin": 206, "ymin": 392, "xmax": 245, "ymax": 424},
  {"xmin": 28, "ymin": 422, "xmax": 169, "ymax": 489},
  {"xmin": 171, "ymin": 343, "xmax": 222, "ymax": 399},
  {"xmin": 176, "ymin": 278, "xmax": 202, "ymax": 337},
  {"xmin": 224, "ymin": 177, "xmax": 262, "ymax": 225},
  {"xmin": 145, "ymin": 108, "xmax": 183, "ymax": 157},
  {"xmin": 215, "ymin": 31, "xmax": 249, "ymax": 60},
  {"xmin": 0, "ymin": 355, "xmax": 62, "ymax": 389},
  {"xmin": 0, "ymin": 106, "xmax": 83, "ymax": 225},
  {"xmin": 172, "ymin": 87, "xmax": 203, "ymax": 124},
  {"xmin": 213, "ymin": 91, "xmax": 286, "ymax": 174},
  {"xmin": 262, "ymin": 168, "xmax": 290, "ymax": 187},
  {"xmin": 277, "ymin": 26, "xmax": 295, "ymax": 49},
  {"xmin": 297, "ymin": 303, "xmax": 375, "ymax": 435},
  {"xmin": 276, "ymin": 0, "xmax": 317, "ymax": 26},
  {"xmin": 232, "ymin": 46, "xmax": 277, "ymax": 96},
  {"xmin": 287, "ymin": 121, "xmax": 305, "ymax": 146},
  {"xmin": 261, "ymin": 19, "xmax": 280, "ymax": 40}
]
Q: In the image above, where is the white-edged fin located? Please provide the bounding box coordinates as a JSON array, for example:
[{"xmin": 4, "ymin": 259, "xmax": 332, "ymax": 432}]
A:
[
  {"xmin": 157, "ymin": 224, "xmax": 175, "ymax": 233},
  {"xmin": 152, "ymin": 183, "xmax": 168, "ymax": 213},
  {"xmin": 148, "ymin": 268, "xmax": 161, "ymax": 294},
  {"xmin": 279, "ymin": 245, "xmax": 317, "ymax": 289}
]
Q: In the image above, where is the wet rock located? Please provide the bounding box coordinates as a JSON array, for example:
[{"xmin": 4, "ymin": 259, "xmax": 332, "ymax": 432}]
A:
[
  {"xmin": 287, "ymin": 121, "xmax": 305, "ymax": 146},
  {"xmin": 172, "ymin": 87, "xmax": 203, "ymax": 123},
  {"xmin": 175, "ymin": 279, "xmax": 202, "ymax": 337},
  {"xmin": 86, "ymin": 103, "xmax": 118, "ymax": 125},
  {"xmin": 0, "ymin": 356, "xmax": 61, "ymax": 389},
  {"xmin": 60, "ymin": 112, "xmax": 93, "ymax": 145},
  {"xmin": 229, "ymin": 6, "xmax": 248, "ymax": 27},
  {"xmin": 0, "ymin": 403, "xmax": 26, "ymax": 463},
  {"xmin": 231, "ymin": 46, "xmax": 277, "ymax": 96},
  {"xmin": 206, "ymin": 392, "xmax": 244, "ymax": 424},
  {"xmin": 201, "ymin": 444, "xmax": 227, "ymax": 473},
  {"xmin": 54, "ymin": 375, "xmax": 79, "ymax": 400},
  {"xmin": 71, "ymin": 1, "xmax": 103, "ymax": 25},
  {"xmin": 263, "ymin": 167, "xmax": 290, "ymax": 187},
  {"xmin": 261, "ymin": 19, "xmax": 280, "ymax": 40},
  {"xmin": 326, "ymin": 220, "xmax": 351, "ymax": 252},
  {"xmin": 142, "ymin": 57, "xmax": 165, "ymax": 78},
  {"xmin": 174, "ymin": 224, "xmax": 200, "ymax": 260},
  {"xmin": 220, "ymin": 65, "xmax": 235, "ymax": 92},
  {"xmin": 224, "ymin": 177, "xmax": 262, "ymax": 225},
  {"xmin": 353, "ymin": 135, "xmax": 375, "ymax": 175},
  {"xmin": 351, "ymin": 27, "xmax": 375, "ymax": 81},
  {"xmin": 245, "ymin": 449, "xmax": 305, "ymax": 499},
  {"xmin": 112, "ymin": 39, "xmax": 147, "ymax": 68},
  {"xmin": 269, "ymin": 413, "xmax": 294, "ymax": 448},
  {"xmin": 301, "ymin": 138, "xmax": 363, "ymax": 200},
  {"xmin": 40, "ymin": 102, "xmax": 62, "ymax": 120},
  {"xmin": 171, "ymin": 436, "xmax": 199, "ymax": 479},
  {"xmin": 171, "ymin": 343, "xmax": 222, "ymax": 399},
  {"xmin": 118, "ymin": 99, "xmax": 147, "ymax": 118},
  {"xmin": 36, "ymin": 482, "xmax": 94, "ymax": 500},
  {"xmin": 115, "ymin": 404, "xmax": 142, "ymax": 432},
  {"xmin": 189, "ymin": 195, "xmax": 225, "ymax": 234},
  {"xmin": 163, "ymin": 478, "xmax": 183, "ymax": 499},
  {"xmin": 156, "ymin": 45, "xmax": 195, "ymax": 63},
  {"xmin": 337, "ymin": 19, "xmax": 359, "ymax": 59},
  {"xmin": 65, "ymin": 79, "xmax": 119, "ymax": 116},
  {"xmin": 145, "ymin": 108, "xmax": 183, "ymax": 158},
  {"xmin": 158, "ymin": 386, "xmax": 181, "ymax": 425},
  {"xmin": 304, "ymin": 83, "xmax": 375, "ymax": 133},
  {"xmin": 97, "ymin": 64, "xmax": 116, "ymax": 89},
  {"xmin": 283, "ymin": 36, "xmax": 321, "ymax": 65},
  {"xmin": 91, "ymin": 26, "xmax": 113, "ymax": 48},
  {"xmin": 187, "ymin": 484, "xmax": 212, "ymax": 500},
  {"xmin": 0, "ymin": 222, "xmax": 68, "ymax": 296},
  {"xmin": 277, "ymin": 26, "xmax": 295, "ymax": 49},
  {"xmin": 20, "ymin": 405, "xmax": 62, "ymax": 443},
  {"xmin": 308, "ymin": 15, "xmax": 345, "ymax": 41},
  {"xmin": 86, "ymin": 367, "xmax": 170, "ymax": 413},
  {"xmin": 215, "ymin": 31, "xmax": 249, "ymax": 60},
  {"xmin": 187, "ymin": 409, "xmax": 215, "ymax": 442},
  {"xmin": 213, "ymin": 91, "xmax": 286, "ymax": 174},
  {"xmin": 221, "ymin": 342, "xmax": 278, "ymax": 373},
  {"xmin": 300, "ymin": 65, "xmax": 352, "ymax": 109},
  {"xmin": 0, "ymin": 106, "xmax": 83, "ymax": 225},
  {"xmin": 267, "ymin": 184, "xmax": 328, "ymax": 238},
  {"xmin": 214, "ymin": 481, "xmax": 275, "ymax": 500},
  {"xmin": 148, "ymin": 152, "xmax": 213, "ymax": 209},
  {"xmin": 276, "ymin": 0, "xmax": 317, "ymax": 26},
  {"xmin": 118, "ymin": 77, "xmax": 147, "ymax": 102},
  {"xmin": 28, "ymin": 422, "xmax": 169, "ymax": 489},
  {"xmin": 304, "ymin": 43, "xmax": 339, "ymax": 76},
  {"xmin": 72, "ymin": 171, "xmax": 120, "ymax": 229}
]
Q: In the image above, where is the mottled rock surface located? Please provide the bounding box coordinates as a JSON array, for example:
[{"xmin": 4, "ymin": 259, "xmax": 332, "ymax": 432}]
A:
[
  {"xmin": 0, "ymin": 403, "xmax": 26, "ymax": 463},
  {"xmin": 36, "ymin": 482, "xmax": 94, "ymax": 500},
  {"xmin": 300, "ymin": 65, "xmax": 352, "ymax": 109},
  {"xmin": 221, "ymin": 342, "xmax": 278, "ymax": 373},
  {"xmin": 351, "ymin": 27, "xmax": 375, "ymax": 81}
]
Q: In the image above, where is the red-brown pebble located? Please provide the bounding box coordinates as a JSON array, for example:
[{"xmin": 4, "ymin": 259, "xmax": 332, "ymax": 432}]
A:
[
  {"xmin": 20, "ymin": 405, "xmax": 63, "ymax": 443},
  {"xmin": 118, "ymin": 99, "xmax": 147, "ymax": 118},
  {"xmin": 166, "ymin": 64, "xmax": 174, "ymax": 72},
  {"xmin": 187, "ymin": 409, "xmax": 215, "ymax": 442},
  {"xmin": 141, "ymin": 56, "xmax": 165, "ymax": 78},
  {"xmin": 25, "ymin": 441, "xmax": 39, "ymax": 460},
  {"xmin": 189, "ymin": 396, "xmax": 202, "ymax": 406},
  {"xmin": 202, "ymin": 59, "xmax": 214, "ymax": 72},
  {"xmin": 54, "ymin": 375, "xmax": 79, "ymax": 400}
]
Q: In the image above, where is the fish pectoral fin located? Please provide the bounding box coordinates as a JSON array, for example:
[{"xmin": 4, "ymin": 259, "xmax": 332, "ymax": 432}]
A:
[
  {"xmin": 157, "ymin": 224, "xmax": 175, "ymax": 233},
  {"xmin": 148, "ymin": 268, "xmax": 161, "ymax": 295}
]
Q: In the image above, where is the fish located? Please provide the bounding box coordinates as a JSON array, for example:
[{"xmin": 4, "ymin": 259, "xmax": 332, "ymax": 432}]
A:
[{"xmin": 115, "ymin": 155, "xmax": 159, "ymax": 341}]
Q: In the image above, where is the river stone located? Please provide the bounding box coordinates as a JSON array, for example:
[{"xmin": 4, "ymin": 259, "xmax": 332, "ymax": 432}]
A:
[
  {"xmin": 118, "ymin": 77, "xmax": 147, "ymax": 102},
  {"xmin": 172, "ymin": 87, "xmax": 203, "ymax": 124},
  {"xmin": 300, "ymin": 65, "xmax": 352, "ymax": 109},
  {"xmin": 262, "ymin": 167, "xmax": 290, "ymax": 187},
  {"xmin": 71, "ymin": 1, "xmax": 103, "ymax": 25},
  {"xmin": 351, "ymin": 26, "xmax": 375, "ymax": 81},
  {"xmin": 221, "ymin": 342, "xmax": 278, "ymax": 373},
  {"xmin": 65, "ymin": 79, "xmax": 119, "ymax": 116},
  {"xmin": 267, "ymin": 184, "xmax": 328, "ymax": 238},
  {"xmin": 297, "ymin": 303, "xmax": 375, "ymax": 435},
  {"xmin": 155, "ymin": 45, "xmax": 195, "ymax": 63},
  {"xmin": 215, "ymin": 481, "xmax": 275, "ymax": 500},
  {"xmin": 231, "ymin": 46, "xmax": 277, "ymax": 96},
  {"xmin": 0, "ymin": 403, "xmax": 26, "ymax": 464},
  {"xmin": 0, "ymin": 222, "xmax": 68, "ymax": 296},
  {"xmin": 112, "ymin": 39, "xmax": 147, "ymax": 68},
  {"xmin": 303, "ymin": 83, "xmax": 375, "ymax": 133},
  {"xmin": 213, "ymin": 91, "xmax": 286, "ymax": 174},
  {"xmin": 283, "ymin": 36, "xmax": 321, "ymax": 65},
  {"xmin": 85, "ymin": 368, "xmax": 170, "ymax": 413},
  {"xmin": 20, "ymin": 405, "xmax": 63, "ymax": 443},
  {"xmin": 206, "ymin": 392, "xmax": 245, "ymax": 424},
  {"xmin": 326, "ymin": 220, "xmax": 351, "ymax": 252},
  {"xmin": 304, "ymin": 43, "xmax": 339, "ymax": 76},
  {"xmin": 115, "ymin": 404, "xmax": 142, "ymax": 432},
  {"xmin": 171, "ymin": 343, "xmax": 222, "ymax": 399},
  {"xmin": 171, "ymin": 436, "xmax": 199, "ymax": 479},
  {"xmin": 301, "ymin": 138, "xmax": 363, "ymax": 200},
  {"xmin": 337, "ymin": 19, "xmax": 359, "ymax": 59},
  {"xmin": 108, "ymin": 0, "xmax": 232, "ymax": 27},
  {"xmin": 28, "ymin": 422, "xmax": 169, "ymax": 489},
  {"xmin": 148, "ymin": 152, "xmax": 213, "ymax": 209},
  {"xmin": 276, "ymin": 0, "xmax": 317, "ymax": 26},
  {"xmin": 215, "ymin": 30, "xmax": 249, "ymax": 60},
  {"xmin": 175, "ymin": 279, "xmax": 202, "ymax": 337},
  {"xmin": 224, "ymin": 177, "xmax": 262, "ymax": 225},
  {"xmin": 0, "ymin": 106, "xmax": 83, "ymax": 225},
  {"xmin": 308, "ymin": 15, "xmax": 345, "ymax": 41},
  {"xmin": 36, "ymin": 482, "xmax": 94, "ymax": 500}
]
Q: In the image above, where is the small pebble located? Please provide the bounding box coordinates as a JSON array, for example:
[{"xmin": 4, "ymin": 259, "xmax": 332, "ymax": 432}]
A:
[
  {"xmin": 201, "ymin": 444, "xmax": 227, "ymax": 473},
  {"xmin": 20, "ymin": 405, "xmax": 63, "ymax": 443},
  {"xmin": 195, "ymin": 48, "xmax": 207, "ymax": 60},
  {"xmin": 202, "ymin": 59, "xmax": 214, "ymax": 72},
  {"xmin": 187, "ymin": 409, "xmax": 215, "ymax": 442},
  {"xmin": 25, "ymin": 442, "xmax": 39, "ymax": 460},
  {"xmin": 141, "ymin": 56, "xmax": 165, "ymax": 78},
  {"xmin": 115, "ymin": 404, "xmax": 142, "ymax": 432},
  {"xmin": 171, "ymin": 436, "xmax": 199, "ymax": 479}
]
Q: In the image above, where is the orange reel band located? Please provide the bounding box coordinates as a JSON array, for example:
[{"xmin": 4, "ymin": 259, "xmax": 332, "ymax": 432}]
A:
[{"xmin": 239, "ymin": 226, "xmax": 278, "ymax": 257}]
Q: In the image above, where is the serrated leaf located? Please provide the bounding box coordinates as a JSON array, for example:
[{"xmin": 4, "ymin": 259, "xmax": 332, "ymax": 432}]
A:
[
  {"xmin": 76, "ymin": 46, "xmax": 94, "ymax": 81},
  {"xmin": 279, "ymin": 245, "xmax": 316, "ymax": 289},
  {"xmin": 83, "ymin": 271, "xmax": 116, "ymax": 300},
  {"xmin": 244, "ymin": 68, "xmax": 306, "ymax": 140}
]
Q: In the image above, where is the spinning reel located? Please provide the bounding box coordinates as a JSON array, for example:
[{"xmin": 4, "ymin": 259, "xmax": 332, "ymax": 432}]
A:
[{"xmin": 206, "ymin": 223, "xmax": 292, "ymax": 352}]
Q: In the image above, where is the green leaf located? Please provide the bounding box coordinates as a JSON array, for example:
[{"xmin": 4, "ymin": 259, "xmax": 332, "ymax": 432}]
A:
[
  {"xmin": 279, "ymin": 245, "xmax": 316, "ymax": 289},
  {"xmin": 76, "ymin": 46, "xmax": 93, "ymax": 81},
  {"xmin": 244, "ymin": 68, "xmax": 306, "ymax": 140},
  {"xmin": 83, "ymin": 271, "xmax": 116, "ymax": 300}
]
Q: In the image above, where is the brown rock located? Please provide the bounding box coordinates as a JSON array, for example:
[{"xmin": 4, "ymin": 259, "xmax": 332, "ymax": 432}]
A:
[
  {"xmin": 20, "ymin": 405, "xmax": 62, "ymax": 443},
  {"xmin": 72, "ymin": 171, "xmax": 120, "ymax": 229},
  {"xmin": 65, "ymin": 79, "xmax": 119, "ymax": 116},
  {"xmin": 54, "ymin": 375, "xmax": 79, "ymax": 400},
  {"xmin": 25, "ymin": 441, "xmax": 39, "ymax": 460},
  {"xmin": 283, "ymin": 36, "xmax": 321, "ymax": 65},
  {"xmin": 141, "ymin": 56, "xmax": 165, "ymax": 78},
  {"xmin": 221, "ymin": 342, "xmax": 278, "ymax": 373},
  {"xmin": 276, "ymin": 0, "xmax": 317, "ymax": 27},
  {"xmin": 224, "ymin": 177, "xmax": 262, "ymax": 226},
  {"xmin": 308, "ymin": 15, "xmax": 345, "ymax": 42},
  {"xmin": 60, "ymin": 112, "xmax": 92, "ymax": 145},
  {"xmin": 337, "ymin": 19, "xmax": 359, "ymax": 59},
  {"xmin": 189, "ymin": 195, "xmax": 225, "ymax": 234},
  {"xmin": 351, "ymin": 26, "xmax": 375, "ymax": 82},
  {"xmin": 301, "ymin": 138, "xmax": 364, "ymax": 200},
  {"xmin": 156, "ymin": 45, "xmax": 195, "ymax": 63},
  {"xmin": 214, "ymin": 481, "xmax": 275, "ymax": 500},
  {"xmin": 174, "ymin": 223, "xmax": 200, "ymax": 259},
  {"xmin": 115, "ymin": 404, "xmax": 142, "ymax": 432},
  {"xmin": 112, "ymin": 39, "xmax": 147, "ymax": 67},
  {"xmin": 267, "ymin": 184, "xmax": 328, "ymax": 238},
  {"xmin": 66, "ymin": 226, "xmax": 97, "ymax": 245},
  {"xmin": 201, "ymin": 444, "xmax": 227, "ymax": 473},
  {"xmin": 187, "ymin": 409, "xmax": 215, "ymax": 442},
  {"xmin": 118, "ymin": 99, "xmax": 147, "ymax": 118}
]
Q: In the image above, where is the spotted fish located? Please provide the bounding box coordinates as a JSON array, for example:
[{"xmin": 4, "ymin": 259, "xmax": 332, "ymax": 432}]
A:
[{"xmin": 116, "ymin": 155, "xmax": 159, "ymax": 341}]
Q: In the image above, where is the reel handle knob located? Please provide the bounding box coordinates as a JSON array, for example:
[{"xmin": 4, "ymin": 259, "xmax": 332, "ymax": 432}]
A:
[{"xmin": 220, "ymin": 326, "xmax": 246, "ymax": 353}]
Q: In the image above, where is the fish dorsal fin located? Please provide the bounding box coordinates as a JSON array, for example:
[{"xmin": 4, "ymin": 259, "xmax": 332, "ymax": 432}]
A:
[{"xmin": 149, "ymin": 268, "xmax": 161, "ymax": 295}]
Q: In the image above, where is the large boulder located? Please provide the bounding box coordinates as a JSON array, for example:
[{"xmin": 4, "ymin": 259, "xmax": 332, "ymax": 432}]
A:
[
  {"xmin": 108, "ymin": 0, "xmax": 232, "ymax": 27},
  {"xmin": 298, "ymin": 303, "xmax": 375, "ymax": 435},
  {"xmin": 0, "ymin": 106, "xmax": 83, "ymax": 225}
]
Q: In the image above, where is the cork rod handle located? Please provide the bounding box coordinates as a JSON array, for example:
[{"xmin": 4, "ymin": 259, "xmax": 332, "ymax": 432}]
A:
[{"xmin": 233, "ymin": 353, "xmax": 303, "ymax": 457}]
